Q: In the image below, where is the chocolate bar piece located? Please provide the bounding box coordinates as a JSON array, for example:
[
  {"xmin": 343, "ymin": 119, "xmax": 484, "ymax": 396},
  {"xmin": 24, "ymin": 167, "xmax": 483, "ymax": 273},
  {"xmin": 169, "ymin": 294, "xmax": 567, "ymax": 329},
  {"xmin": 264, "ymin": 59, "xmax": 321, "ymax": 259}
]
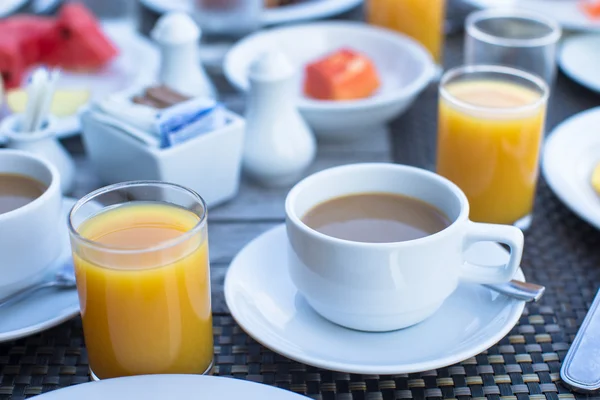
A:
[
  {"xmin": 131, "ymin": 95, "xmax": 168, "ymax": 109},
  {"xmin": 145, "ymin": 85, "xmax": 190, "ymax": 108}
]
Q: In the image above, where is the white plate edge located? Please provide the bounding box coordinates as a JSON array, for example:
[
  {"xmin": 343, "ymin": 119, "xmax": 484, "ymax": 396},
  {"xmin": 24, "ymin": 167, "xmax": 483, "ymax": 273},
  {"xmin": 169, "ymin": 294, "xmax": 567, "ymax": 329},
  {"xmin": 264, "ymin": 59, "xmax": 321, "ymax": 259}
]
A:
[
  {"xmin": 542, "ymin": 106, "xmax": 600, "ymax": 230},
  {"xmin": 559, "ymin": 34, "xmax": 600, "ymax": 94}
]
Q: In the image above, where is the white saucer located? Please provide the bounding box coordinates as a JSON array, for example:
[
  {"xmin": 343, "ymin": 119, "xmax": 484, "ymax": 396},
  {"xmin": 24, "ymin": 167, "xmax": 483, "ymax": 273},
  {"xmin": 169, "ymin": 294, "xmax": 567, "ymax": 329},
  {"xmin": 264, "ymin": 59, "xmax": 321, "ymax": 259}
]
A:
[
  {"xmin": 224, "ymin": 225, "xmax": 526, "ymax": 375},
  {"xmin": 559, "ymin": 34, "xmax": 600, "ymax": 93},
  {"xmin": 33, "ymin": 375, "xmax": 307, "ymax": 399},
  {"xmin": 0, "ymin": 197, "xmax": 80, "ymax": 343},
  {"xmin": 140, "ymin": 0, "xmax": 363, "ymax": 26},
  {"xmin": 542, "ymin": 107, "xmax": 600, "ymax": 230}
]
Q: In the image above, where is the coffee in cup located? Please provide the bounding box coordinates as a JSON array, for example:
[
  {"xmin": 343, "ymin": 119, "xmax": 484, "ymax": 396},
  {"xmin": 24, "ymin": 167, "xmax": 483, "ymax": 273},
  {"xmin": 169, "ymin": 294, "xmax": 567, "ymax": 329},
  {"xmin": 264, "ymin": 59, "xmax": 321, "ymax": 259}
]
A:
[
  {"xmin": 302, "ymin": 192, "xmax": 451, "ymax": 243},
  {"xmin": 0, "ymin": 173, "xmax": 47, "ymax": 214},
  {"xmin": 285, "ymin": 163, "xmax": 524, "ymax": 332}
]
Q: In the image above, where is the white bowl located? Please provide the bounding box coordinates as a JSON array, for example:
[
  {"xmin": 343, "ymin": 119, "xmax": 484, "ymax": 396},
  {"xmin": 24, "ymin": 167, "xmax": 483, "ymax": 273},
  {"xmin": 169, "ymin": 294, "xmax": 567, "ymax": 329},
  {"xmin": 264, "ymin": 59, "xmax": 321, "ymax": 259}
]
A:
[
  {"xmin": 81, "ymin": 108, "xmax": 245, "ymax": 208},
  {"xmin": 224, "ymin": 21, "xmax": 435, "ymax": 141}
]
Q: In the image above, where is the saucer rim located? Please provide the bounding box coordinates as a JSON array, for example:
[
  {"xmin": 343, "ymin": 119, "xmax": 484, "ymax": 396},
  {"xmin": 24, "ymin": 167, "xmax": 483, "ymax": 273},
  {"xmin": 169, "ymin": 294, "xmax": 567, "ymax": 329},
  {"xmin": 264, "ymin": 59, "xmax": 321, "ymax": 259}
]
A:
[
  {"xmin": 224, "ymin": 224, "xmax": 526, "ymax": 375},
  {"xmin": 0, "ymin": 197, "xmax": 80, "ymax": 343}
]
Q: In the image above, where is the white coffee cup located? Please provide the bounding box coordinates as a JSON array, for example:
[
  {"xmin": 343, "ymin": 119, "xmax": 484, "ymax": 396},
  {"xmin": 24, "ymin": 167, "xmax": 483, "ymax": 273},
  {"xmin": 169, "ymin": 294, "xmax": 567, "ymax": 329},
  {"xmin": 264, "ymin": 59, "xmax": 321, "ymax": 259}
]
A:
[
  {"xmin": 0, "ymin": 150, "xmax": 63, "ymax": 299},
  {"xmin": 285, "ymin": 163, "xmax": 524, "ymax": 332}
]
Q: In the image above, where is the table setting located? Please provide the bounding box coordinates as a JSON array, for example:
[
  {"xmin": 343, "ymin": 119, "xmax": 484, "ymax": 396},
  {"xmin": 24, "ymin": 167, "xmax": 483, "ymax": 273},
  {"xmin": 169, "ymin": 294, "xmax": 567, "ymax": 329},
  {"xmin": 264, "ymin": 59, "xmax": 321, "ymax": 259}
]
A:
[{"xmin": 0, "ymin": 0, "xmax": 600, "ymax": 398}]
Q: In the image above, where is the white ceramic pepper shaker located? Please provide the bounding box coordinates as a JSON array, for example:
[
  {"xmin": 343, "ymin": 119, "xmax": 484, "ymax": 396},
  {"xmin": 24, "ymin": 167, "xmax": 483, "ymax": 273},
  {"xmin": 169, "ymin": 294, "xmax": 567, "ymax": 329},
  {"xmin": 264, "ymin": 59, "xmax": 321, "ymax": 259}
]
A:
[
  {"xmin": 243, "ymin": 51, "xmax": 316, "ymax": 187},
  {"xmin": 2, "ymin": 114, "xmax": 75, "ymax": 195},
  {"xmin": 151, "ymin": 12, "xmax": 216, "ymax": 99}
]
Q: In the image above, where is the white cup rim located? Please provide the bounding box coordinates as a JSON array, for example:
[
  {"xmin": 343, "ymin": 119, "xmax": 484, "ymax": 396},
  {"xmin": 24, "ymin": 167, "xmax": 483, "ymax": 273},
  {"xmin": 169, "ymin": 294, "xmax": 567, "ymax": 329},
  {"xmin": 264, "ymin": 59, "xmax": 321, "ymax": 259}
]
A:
[
  {"xmin": 285, "ymin": 163, "xmax": 470, "ymax": 248},
  {"xmin": 0, "ymin": 149, "xmax": 60, "ymax": 221}
]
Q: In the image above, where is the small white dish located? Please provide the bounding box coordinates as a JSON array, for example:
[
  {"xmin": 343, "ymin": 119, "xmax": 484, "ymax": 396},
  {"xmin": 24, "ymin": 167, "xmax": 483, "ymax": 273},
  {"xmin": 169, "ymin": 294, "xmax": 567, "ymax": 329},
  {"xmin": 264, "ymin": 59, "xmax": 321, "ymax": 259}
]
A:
[
  {"xmin": 559, "ymin": 34, "xmax": 600, "ymax": 93},
  {"xmin": 0, "ymin": 21, "xmax": 159, "ymax": 144},
  {"xmin": 0, "ymin": 197, "xmax": 79, "ymax": 343},
  {"xmin": 81, "ymin": 108, "xmax": 245, "ymax": 208},
  {"xmin": 140, "ymin": 0, "xmax": 362, "ymax": 26},
  {"xmin": 465, "ymin": 0, "xmax": 600, "ymax": 32},
  {"xmin": 542, "ymin": 107, "xmax": 600, "ymax": 230},
  {"xmin": 33, "ymin": 374, "xmax": 308, "ymax": 399},
  {"xmin": 224, "ymin": 21, "xmax": 435, "ymax": 141},
  {"xmin": 224, "ymin": 225, "xmax": 526, "ymax": 374}
]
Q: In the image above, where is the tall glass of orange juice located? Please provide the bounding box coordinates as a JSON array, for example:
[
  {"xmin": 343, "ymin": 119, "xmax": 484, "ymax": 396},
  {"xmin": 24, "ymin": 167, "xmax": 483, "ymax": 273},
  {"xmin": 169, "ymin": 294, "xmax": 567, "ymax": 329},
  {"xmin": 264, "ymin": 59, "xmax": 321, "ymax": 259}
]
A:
[
  {"xmin": 366, "ymin": 0, "xmax": 446, "ymax": 64},
  {"xmin": 68, "ymin": 181, "xmax": 213, "ymax": 380},
  {"xmin": 437, "ymin": 65, "xmax": 549, "ymax": 229}
]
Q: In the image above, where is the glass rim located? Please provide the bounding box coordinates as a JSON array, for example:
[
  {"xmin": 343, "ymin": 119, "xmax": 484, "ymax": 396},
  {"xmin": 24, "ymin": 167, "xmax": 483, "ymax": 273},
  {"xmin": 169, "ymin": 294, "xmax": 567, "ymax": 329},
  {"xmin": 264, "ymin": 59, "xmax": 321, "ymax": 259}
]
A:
[
  {"xmin": 466, "ymin": 8, "xmax": 562, "ymax": 48},
  {"xmin": 68, "ymin": 180, "xmax": 208, "ymax": 255},
  {"xmin": 439, "ymin": 64, "xmax": 550, "ymax": 115}
]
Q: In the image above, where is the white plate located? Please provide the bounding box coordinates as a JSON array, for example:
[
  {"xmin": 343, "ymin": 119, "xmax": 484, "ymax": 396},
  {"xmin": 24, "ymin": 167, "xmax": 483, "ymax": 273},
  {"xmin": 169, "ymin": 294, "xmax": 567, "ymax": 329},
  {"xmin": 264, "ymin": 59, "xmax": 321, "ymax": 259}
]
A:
[
  {"xmin": 542, "ymin": 107, "xmax": 600, "ymax": 229},
  {"xmin": 559, "ymin": 34, "xmax": 600, "ymax": 93},
  {"xmin": 32, "ymin": 375, "xmax": 308, "ymax": 399},
  {"xmin": 465, "ymin": 0, "xmax": 600, "ymax": 32},
  {"xmin": 0, "ymin": 21, "xmax": 159, "ymax": 144},
  {"xmin": 0, "ymin": 0, "xmax": 27, "ymax": 17},
  {"xmin": 0, "ymin": 197, "xmax": 79, "ymax": 343},
  {"xmin": 224, "ymin": 225, "xmax": 526, "ymax": 375},
  {"xmin": 140, "ymin": 0, "xmax": 363, "ymax": 25}
]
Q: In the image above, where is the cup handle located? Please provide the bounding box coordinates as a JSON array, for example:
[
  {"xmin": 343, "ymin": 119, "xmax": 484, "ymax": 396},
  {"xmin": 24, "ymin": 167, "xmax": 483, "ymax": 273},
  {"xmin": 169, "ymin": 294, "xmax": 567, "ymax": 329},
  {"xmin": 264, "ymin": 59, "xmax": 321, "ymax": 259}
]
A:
[{"xmin": 460, "ymin": 221, "xmax": 524, "ymax": 284}]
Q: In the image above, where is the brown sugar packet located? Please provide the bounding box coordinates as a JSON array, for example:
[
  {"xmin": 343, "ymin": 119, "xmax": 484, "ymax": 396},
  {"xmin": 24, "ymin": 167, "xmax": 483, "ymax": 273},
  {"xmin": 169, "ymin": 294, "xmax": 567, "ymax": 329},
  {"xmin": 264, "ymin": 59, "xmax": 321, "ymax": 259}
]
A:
[
  {"xmin": 145, "ymin": 85, "xmax": 191, "ymax": 108},
  {"xmin": 132, "ymin": 95, "xmax": 169, "ymax": 109}
]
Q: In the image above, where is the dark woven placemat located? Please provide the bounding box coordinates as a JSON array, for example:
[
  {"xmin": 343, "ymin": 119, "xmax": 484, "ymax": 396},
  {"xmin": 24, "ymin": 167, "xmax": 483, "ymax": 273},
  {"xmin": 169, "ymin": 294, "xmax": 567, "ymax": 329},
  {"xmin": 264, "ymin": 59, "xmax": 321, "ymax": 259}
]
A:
[{"xmin": 0, "ymin": 301, "xmax": 577, "ymax": 400}]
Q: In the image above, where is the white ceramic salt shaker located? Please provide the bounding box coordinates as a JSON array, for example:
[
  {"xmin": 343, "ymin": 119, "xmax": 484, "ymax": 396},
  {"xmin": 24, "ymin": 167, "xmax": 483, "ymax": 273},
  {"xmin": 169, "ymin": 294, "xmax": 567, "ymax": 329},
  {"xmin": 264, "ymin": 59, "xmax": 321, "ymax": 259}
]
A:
[
  {"xmin": 151, "ymin": 12, "xmax": 216, "ymax": 99},
  {"xmin": 1, "ymin": 115, "xmax": 75, "ymax": 194},
  {"xmin": 243, "ymin": 51, "xmax": 316, "ymax": 187}
]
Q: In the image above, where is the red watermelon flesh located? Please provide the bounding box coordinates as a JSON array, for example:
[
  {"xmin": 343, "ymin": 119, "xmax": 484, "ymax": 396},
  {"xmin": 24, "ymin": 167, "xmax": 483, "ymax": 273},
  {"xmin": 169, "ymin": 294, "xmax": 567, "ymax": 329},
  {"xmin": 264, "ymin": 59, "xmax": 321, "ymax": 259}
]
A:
[
  {"xmin": 0, "ymin": 16, "xmax": 55, "ymax": 65},
  {"xmin": 48, "ymin": 2, "xmax": 119, "ymax": 70},
  {"xmin": 0, "ymin": 38, "xmax": 25, "ymax": 89},
  {"xmin": 0, "ymin": 16, "xmax": 56, "ymax": 88}
]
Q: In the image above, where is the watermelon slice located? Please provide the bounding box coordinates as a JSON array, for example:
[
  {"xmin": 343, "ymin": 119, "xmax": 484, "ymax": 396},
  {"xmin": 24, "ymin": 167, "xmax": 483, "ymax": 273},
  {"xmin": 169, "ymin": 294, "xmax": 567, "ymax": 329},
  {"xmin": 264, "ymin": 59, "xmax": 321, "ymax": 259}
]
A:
[
  {"xmin": 46, "ymin": 2, "xmax": 119, "ymax": 70},
  {"xmin": 0, "ymin": 16, "xmax": 55, "ymax": 88},
  {"xmin": 0, "ymin": 38, "xmax": 25, "ymax": 89},
  {"xmin": 0, "ymin": 3, "xmax": 118, "ymax": 89},
  {"xmin": 0, "ymin": 16, "xmax": 55, "ymax": 65}
]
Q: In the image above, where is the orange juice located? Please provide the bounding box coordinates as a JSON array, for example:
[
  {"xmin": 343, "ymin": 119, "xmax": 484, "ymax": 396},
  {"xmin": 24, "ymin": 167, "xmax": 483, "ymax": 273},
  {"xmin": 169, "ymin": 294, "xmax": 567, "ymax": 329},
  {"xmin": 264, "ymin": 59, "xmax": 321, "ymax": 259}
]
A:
[
  {"xmin": 72, "ymin": 202, "xmax": 213, "ymax": 380},
  {"xmin": 437, "ymin": 80, "xmax": 546, "ymax": 225},
  {"xmin": 366, "ymin": 0, "xmax": 446, "ymax": 63}
]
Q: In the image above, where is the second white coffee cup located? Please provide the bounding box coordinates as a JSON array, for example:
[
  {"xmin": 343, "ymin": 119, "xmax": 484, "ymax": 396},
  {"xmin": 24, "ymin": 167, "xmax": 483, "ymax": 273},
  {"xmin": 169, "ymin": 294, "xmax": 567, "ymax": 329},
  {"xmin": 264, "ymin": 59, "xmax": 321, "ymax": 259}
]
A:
[
  {"xmin": 285, "ymin": 163, "xmax": 524, "ymax": 332},
  {"xmin": 0, "ymin": 150, "xmax": 63, "ymax": 299}
]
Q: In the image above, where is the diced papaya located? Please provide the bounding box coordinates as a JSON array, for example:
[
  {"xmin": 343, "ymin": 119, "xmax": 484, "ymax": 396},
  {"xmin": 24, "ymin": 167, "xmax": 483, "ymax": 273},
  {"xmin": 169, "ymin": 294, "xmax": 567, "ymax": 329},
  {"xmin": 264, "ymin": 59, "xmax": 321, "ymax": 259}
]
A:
[
  {"xmin": 304, "ymin": 48, "xmax": 380, "ymax": 101},
  {"xmin": 580, "ymin": 0, "xmax": 600, "ymax": 20}
]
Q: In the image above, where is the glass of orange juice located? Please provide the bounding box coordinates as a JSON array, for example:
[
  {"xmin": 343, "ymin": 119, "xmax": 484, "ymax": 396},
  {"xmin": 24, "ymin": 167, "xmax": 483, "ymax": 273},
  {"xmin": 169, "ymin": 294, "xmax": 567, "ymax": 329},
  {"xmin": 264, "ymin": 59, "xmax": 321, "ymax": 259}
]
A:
[
  {"xmin": 436, "ymin": 65, "xmax": 549, "ymax": 229},
  {"xmin": 68, "ymin": 181, "xmax": 213, "ymax": 380},
  {"xmin": 366, "ymin": 0, "xmax": 446, "ymax": 64}
]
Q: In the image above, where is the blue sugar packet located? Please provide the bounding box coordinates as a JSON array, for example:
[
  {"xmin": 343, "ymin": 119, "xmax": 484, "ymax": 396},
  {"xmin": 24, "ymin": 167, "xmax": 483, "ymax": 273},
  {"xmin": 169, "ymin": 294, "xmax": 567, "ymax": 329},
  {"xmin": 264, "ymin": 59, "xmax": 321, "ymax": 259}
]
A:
[{"xmin": 156, "ymin": 98, "xmax": 227, "ymax": 149}]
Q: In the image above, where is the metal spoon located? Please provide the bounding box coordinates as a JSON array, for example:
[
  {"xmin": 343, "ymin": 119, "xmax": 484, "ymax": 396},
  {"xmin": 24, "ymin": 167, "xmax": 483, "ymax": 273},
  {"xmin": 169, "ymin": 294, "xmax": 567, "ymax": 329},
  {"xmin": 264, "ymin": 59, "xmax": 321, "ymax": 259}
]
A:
[
  {"xmin": 485, "ymin": 280, "xmax": 545, "ymax": 302},
  {"xmin": 0, "ymin": 262, "xmax": 76, "ymax": 309}
]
